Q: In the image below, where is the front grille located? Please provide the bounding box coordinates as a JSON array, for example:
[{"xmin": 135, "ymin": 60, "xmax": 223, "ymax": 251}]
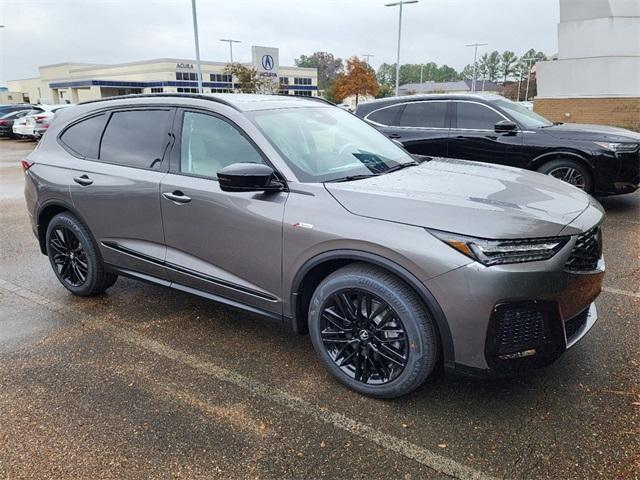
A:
[
  {"xmin": 565, "ymin": 226, "xmax": 602, "ymax": 272},
  {"xmin": 564, "ymin": 308, "xmax": 589, "ymax": 341},
  {"xmin": 494, "ymin": 304, "xmax": 546, "ymax": 355}
]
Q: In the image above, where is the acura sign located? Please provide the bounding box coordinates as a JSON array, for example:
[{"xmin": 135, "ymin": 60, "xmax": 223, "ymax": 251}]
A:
[{"xmin": 252, "ymin": 46, "xmax": 279, "ymax": 77}]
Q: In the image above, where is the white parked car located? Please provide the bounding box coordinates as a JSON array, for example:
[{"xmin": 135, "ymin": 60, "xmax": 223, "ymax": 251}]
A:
[{"xmin": 12, "ymin": 104, "xmax": 72, "ymax": 139}]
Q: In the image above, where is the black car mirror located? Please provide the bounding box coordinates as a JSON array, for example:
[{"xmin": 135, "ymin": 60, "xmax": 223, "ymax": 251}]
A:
[
  {"xmin": 494, "ymin": 120, "xmax": 518, "ymax": 134},
  {"xmin": 217, "ymin": 163, "xmax": 284, "ymax": 192}
]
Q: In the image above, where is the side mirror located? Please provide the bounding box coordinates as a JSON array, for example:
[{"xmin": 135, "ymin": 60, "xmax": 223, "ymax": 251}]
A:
[
  {"xmin": 494, "ymin": 120, "xmax": 518, "ymax": 134},
  {"xmin": 217, "ymin": 163, "xmax": 284, "ymax": 193}
]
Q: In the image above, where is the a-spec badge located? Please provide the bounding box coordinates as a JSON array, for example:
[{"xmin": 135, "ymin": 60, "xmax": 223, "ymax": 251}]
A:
[{"xmin": 293, "ymin": 222, "xmax": 314, "ymax": 229}]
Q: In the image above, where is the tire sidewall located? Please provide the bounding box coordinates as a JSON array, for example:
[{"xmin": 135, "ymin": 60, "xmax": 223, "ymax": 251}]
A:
[
  {"xmin": 539, "ymin": 159, "xmax": 593, "ymax": 193},
  {"xmin": 45, "ymin": 213, "xmax": 101, "ymax": 296},
  {"xmin": 308, "ymin": 268, "xmax": 436, "ymax": 398}
]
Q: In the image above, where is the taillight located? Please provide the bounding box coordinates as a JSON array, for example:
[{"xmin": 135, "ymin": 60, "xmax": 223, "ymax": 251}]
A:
[
  {"xmin": 0, "ymin": 120, "xmax": 6, "ymax": 125},
  {"xmin": 35, "ymin": 115, "xmax": 47, "ymax": 124},
  {"xmin": 20, "ymin": 159, "xmax": 34, "ymax": 171}
]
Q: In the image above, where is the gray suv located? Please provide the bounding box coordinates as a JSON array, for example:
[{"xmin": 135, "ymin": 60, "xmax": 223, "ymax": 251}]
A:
[{"xmin": 23, "ymin": 94, "xmax": 605, "ymax": 398}]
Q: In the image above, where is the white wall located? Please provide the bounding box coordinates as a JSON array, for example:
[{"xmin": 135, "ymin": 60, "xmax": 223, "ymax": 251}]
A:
[{"xmin": 559, "ymin": 16, "xmax": 640, "ymax": 58}]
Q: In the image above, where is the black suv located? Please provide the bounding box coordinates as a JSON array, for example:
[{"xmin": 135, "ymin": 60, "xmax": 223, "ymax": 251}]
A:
[{"xmin": 356, "ymin": 94, "xmax": 639, "ymax": 196}]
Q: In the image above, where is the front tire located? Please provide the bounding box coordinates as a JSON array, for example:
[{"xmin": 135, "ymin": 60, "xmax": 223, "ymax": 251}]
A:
[
  {"xmin": 46, "ymin": 212, "xmax": 117, "ymax": 296},
  {"xmin": 538, "ymin": 159, "xmax": 593, "ymax": 193},
  {"xmin": 308, "ymin": 263, "xmax": 439, "ymax": 398}
]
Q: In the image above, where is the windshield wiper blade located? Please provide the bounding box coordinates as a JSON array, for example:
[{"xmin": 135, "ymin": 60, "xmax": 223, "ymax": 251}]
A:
[
  {"xmin": 383, "ymin": 161, "xmax": 419, "ymax": 174},
  {"xmin": 325, "ymin": 174, "xmax": 379, "ymax": 183}
]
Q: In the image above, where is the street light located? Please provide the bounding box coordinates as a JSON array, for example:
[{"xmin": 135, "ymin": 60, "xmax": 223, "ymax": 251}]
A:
[
  {"xmin": 523, "ymin": 57, "xmax": 536, "ymax": 102},
  {"xmin": 220, "ymin": 39, "xmax": 241, "ymax": 63},
  {"xmin": 190, "ymin": 0, "xmax": 203, "ymax": 93},
  {"xmin": 385, "ymin": 0, "xmax": 418, "ymax": 96},
  {"xmin": 465, "ymin": 42, "xmax": 487, "ymax": 93},
  {"xmin": 362, "ymin": 53, "xmax": 375, "ymax": 65}
]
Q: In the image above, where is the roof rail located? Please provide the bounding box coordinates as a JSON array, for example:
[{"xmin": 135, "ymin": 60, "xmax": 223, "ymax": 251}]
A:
[
  {"xmin": 77, "ymin": 93, "xmax": 240, "ymax": 111},
  {"xmin": 278, "ymin": 94, "xmax": 335, "ymax": 106}
]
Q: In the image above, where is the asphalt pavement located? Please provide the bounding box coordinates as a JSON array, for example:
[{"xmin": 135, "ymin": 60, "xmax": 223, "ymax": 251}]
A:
[{"xmin": 0, "ymin": 137, "xmax": 638, "ymax": 479}]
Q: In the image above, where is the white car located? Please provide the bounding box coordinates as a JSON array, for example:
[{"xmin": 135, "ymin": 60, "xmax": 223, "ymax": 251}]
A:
[{"xmin": 12, "ymin": 104, "xmax": 72, "ymax": 139}]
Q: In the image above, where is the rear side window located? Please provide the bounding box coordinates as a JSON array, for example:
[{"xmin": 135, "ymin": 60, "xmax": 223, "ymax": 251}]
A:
[
  {"xmin": 399, "ymin": 102, "xmax": 448, "ymax": 128},
  {"xmin": 59, "ymin": 114, "xmax": 106, "ymax": 158},
  {"xmin": 455, "ymin": 102, "xmax": 503, "ymax": 130},
  {"xmin": 99, "ymin": 110, "xmax": 171, "ymax": 169},
  {"xmin": 366, "ymin": 105, "xmax": 403, "ymax": 126}
]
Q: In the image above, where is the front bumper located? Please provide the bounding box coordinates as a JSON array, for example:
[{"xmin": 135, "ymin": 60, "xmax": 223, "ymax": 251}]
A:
[{"xmin": 426, "ymin": 227, "xmax": 604, "ymax": 374}]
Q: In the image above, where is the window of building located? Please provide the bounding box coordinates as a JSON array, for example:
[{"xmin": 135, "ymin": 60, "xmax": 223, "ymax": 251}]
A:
[
  {"xmin": 150, "ymin": 87, "xmax": 163, "ymax": 93},
  {"xmin": 399, "ymin": 101, "xmax": 449, "ymax": 128},
  {"xmin": 176, "ymin": 72, "xmax": 183, "ymax": 80},
  {"xmin": 180, "ymin": 112, "xmax": 264, "ymax": 178},
  {"xmin": 293, "ymin": 91, "xmax": 312, "ymax": 97},
  {"xmin": 279, "ymin": 90, "xmax": 289, "ymax": 95},
  {"xmin": 211, "ymin": 88, "xmax": 232, "ymax": 93},
  {"xmin": 293, "ymin": 77, "xmax": 312, "ymax": 86},
  {"xmin": 366, "ymin": 105, "xmax": 403, "ymax": 126},
  {"xmin": 59, "ymin": 114, "xmax": 106, "ymax": 158},
  {"xmin": 210, "ymin": 74, "xmax": 232, "ymax": 83},
  {"xmin": 280, "ymin": 77, "xmax": 289, "ymax": 85},
  {"xmin": 455, "ymin": 102, "xmax": 503, "ymax": 130},
  {"xmin": 99, "ymin": 110, "xmax": 171, "ymax": 169},
  {"xmin": 177, "ymin": 87, "xmax": 199, "ymax": 93}
]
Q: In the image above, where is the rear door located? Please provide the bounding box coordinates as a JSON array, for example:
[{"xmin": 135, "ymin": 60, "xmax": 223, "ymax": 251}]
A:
[
  {"xmin": 67, "ymin": 108, "xmax": 174, "ymax": 280},
  {"xmin": 159, "ymin": 108, "xmax": 287, "ymax": 316},
  {"xmin": 393, "ymin": 101, "xmax": 451, "ymax": 157},
  {"xmin": 447, "ymin": 100, "xmax": 524, "ymax": 166}
]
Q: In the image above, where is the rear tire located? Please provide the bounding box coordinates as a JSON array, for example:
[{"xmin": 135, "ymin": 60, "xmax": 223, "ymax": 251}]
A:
[
  {"xmin": 537, "ymin": 159, "xmax": 593, "ymax": 193},
  {"xmin": 308, "ymin": 263, "xmax": 439, "ymax": 398},
  {"xmin": 45, "ymin": 212, "xmax": 117, "ymax": 296}
]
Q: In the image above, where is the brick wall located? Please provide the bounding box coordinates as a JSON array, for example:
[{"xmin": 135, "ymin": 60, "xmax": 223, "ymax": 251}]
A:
[{"xmin": 534, "ymin": 97, "xmax": 640, "ymax": 131}]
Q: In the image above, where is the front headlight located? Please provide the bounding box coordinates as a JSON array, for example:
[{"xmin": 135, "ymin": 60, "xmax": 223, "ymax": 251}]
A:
[
  {"xmin": 429, "ymin": 230, "xmax": 569, "ymax": 266},
  {"xmin": 593, "ymin": 142, "xmax": 639, "ymax": 153}
]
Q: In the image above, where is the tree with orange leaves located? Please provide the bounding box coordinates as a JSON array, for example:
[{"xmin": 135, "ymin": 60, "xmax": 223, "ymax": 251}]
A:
[{"xmin": 332, "ymin": 57, "xmax": 379, "ymax": 107}]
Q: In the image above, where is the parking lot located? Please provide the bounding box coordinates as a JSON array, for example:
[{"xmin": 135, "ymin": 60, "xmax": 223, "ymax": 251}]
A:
[{"xmin": 0, "ymin": 137, "xmax": 638, "ymax": 479}]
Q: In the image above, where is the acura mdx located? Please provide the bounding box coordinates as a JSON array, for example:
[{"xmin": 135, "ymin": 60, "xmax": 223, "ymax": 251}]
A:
[{"xmin": 24, "ymin": 94, "xmax": 605, "ymax": 398}]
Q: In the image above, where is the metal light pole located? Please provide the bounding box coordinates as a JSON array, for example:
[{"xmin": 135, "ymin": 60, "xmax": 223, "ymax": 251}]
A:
[
  {"xmin": 523, "ymin": 57, "xmax": 536, "ymax": 102},
  {"xmin": 419, "ymin": 63, "xmax": 424, "ymax": 92},
  {"xmin": 362, "ymin": 53, "xmax": 375, "ymax": 65},
  {"xmin": 385, "ymin": 0, "xmax": 418, "ymax": 96},
  {"xmin": 190, "ymin": 0, "xmax": 203, "ymax": 93},
  {"xmin": 220, "ymin": 39, "xmax": 241, "ymax": 63},
  {"xmin": 465, "ymin": 42, "xmax": 487, "ymax": 93}
]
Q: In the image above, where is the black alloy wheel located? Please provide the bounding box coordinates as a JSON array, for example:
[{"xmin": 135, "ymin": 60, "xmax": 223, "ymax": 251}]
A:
[
  {"xmin": 320, "ymin": 289, "xmax": 408, "ymax": 385},
  {"xmin": 48, "ymin": 226, "xmax": 88, "ymax": 287},
  {"xmin": 547, "ymin": 166, "xmax": 587, "ymax": 190}
]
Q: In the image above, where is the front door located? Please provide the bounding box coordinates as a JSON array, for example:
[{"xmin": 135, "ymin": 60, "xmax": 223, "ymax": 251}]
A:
[
  {"xmin": 67, "ymin": 108, "xmax": 174, "ymax": 280},
  {"xmin": 394, "ymin": 100, "xmax": 451, "ymax": 158},
  {"xmin": 160, "ymin": 109, "xmax": 287, "ymax": 316},
  {"xmin": 447, "ymin": 100, "xmax": 523, "ymax": 166}
]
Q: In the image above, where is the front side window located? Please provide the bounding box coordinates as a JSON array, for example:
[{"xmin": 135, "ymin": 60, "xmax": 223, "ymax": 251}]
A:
[
  {"xmin": 490, "ymin": 97, "xmax": 553, "ymax": 128},
  {"xmin": 399, "ymin": 102, "xmax": 448, "ymax": 128},
  {"xmin": 455, "ymin": 102, "xmax": 503, "ymax": 130},
  {"xmin": 99, "ymin": 110, "xmax": 170, "ymax": 169},
  {"xmin": 250, "ymin": 107, "xmax": 415, "ymax": 183},
  {"xmin": 59, "ymin": 113, "xmax": 106, "ymax": 158},
  {"xmin": 180, "ymin": 112, "xmax": 264, "ymax": 178}
]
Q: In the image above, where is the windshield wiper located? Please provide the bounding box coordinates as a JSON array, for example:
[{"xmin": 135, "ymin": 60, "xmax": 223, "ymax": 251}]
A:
[
  {"xmin": 325, "ymin": 174, "xmax": 380, "ymax": 183},
  {"xmin": 382, "ymin": 160, "xmax": 420, "ymax": 174}
]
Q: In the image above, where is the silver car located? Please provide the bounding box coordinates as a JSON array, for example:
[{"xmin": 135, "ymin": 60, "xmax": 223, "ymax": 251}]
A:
[{"xmin": 23, "ymin": 94, "xmax": 604, "ymax": 398}]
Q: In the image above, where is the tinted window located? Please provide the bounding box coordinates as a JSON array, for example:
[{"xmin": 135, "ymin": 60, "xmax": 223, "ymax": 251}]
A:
[
  {"xmin": 367, "ymin": 105, "xmax": 403, "ymax": 126},
  {"xmin": 180, "ymin": 112, "xmax": 264, "ymax": 178},
  {"xmin": 60, "ymin": 114, "xmax": 106, "ymax": 157},
  {"xmin": 399, "ymin": 102, "xmax": 448, "ymax": 128},
  {"xmin": 100, "ymin": 110, "xmax": 170, "ymax": 168},
  {"xmin": 456, "ymin": 102, "xmax": 503, "ymax": 130}
]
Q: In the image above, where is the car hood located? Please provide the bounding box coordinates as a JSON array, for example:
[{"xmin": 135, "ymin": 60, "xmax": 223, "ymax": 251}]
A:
[
  {"xmin": 539, "ymin": 123, "xmax": 640, "ymax": 142},
  {"xmin": 325, "ymin": 158, "xmax": 598, "ymax": 239}
]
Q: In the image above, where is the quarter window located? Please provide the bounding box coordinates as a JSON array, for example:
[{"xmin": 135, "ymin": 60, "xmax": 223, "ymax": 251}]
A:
[
  {"xmin": 99, "ymin": 110, "xmax": 170, "ymax": 169},
  {"xmin": 455, "ymin": 102, "xmax": 503, "ymax": 130},
  {"xmin": 366, "ymin": 105, "xmax": 403, "ymax": 126},
  {"xmin": 180, "ymin": 112, "xmax": 264, "ymax": 178},
  {"xmin": 399, "ymin": 102, "xmax": 448, "ymax": 128},
  {"xmin": 59, "ymin": 114, "xmax": 106, "ymax": 158}
]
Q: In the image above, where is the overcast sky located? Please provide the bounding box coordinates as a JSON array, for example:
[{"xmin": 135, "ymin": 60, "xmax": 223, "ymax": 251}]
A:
[{"xmin": 0, "ymin": 0, "xmax": 559, "ymax": 83}]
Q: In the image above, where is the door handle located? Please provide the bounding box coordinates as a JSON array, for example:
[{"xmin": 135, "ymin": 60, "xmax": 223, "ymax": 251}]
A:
[
  {"xmin": 388, "ymin": 133, "xmax": 402, "ymax": 139},
  {"xmin": 163, "ymin": 191, "xmax": 192, "ymax": 204},
  {"xmin": 73, "ymin": 174, "xmax": 93, "ymax": 186}
]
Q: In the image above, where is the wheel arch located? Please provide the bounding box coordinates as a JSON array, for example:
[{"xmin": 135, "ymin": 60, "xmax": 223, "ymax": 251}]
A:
[
  {"xmin": 290, "ymin": 250, "xmax": 455, "ymax": 367},
  {"xmin": 528, "ymin": 150, "xmax": 595, "ymax": 172},
  {"xmin": 36, "ymin": 200, "xmax": 90, "ymax": 255}
]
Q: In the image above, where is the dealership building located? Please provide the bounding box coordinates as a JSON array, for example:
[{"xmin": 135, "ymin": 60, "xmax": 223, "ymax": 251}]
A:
[{"xmin": 6, "ymin": 46, "xmax": 318, "ymax": 104}]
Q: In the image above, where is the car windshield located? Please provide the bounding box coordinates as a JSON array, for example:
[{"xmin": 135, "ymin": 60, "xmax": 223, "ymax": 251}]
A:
[
  {"xmin": 249, "ymin": 107, "xmax": 416, "ymax": 183},
  {"xmin": 490, "ymin": 97, "xmax": 553, "ymax": 128}
]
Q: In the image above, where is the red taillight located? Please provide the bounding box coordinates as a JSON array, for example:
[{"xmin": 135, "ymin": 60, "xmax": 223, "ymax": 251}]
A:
[
  {"xmin": 35, "ymin": 115, "xmax": 47, "ymax": 123},
  {"xmin": 20, "ymin": 159, "xmax": 34, "ymax": 171},
  {"xmin": 0, "ymin": 120, "xmax": 6, "ymax": 125}
]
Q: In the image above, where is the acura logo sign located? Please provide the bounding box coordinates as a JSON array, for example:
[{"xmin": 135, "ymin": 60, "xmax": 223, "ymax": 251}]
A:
[{"xmin": 261, "ymin": 55, "xmax": 274, "ymax": 71}]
